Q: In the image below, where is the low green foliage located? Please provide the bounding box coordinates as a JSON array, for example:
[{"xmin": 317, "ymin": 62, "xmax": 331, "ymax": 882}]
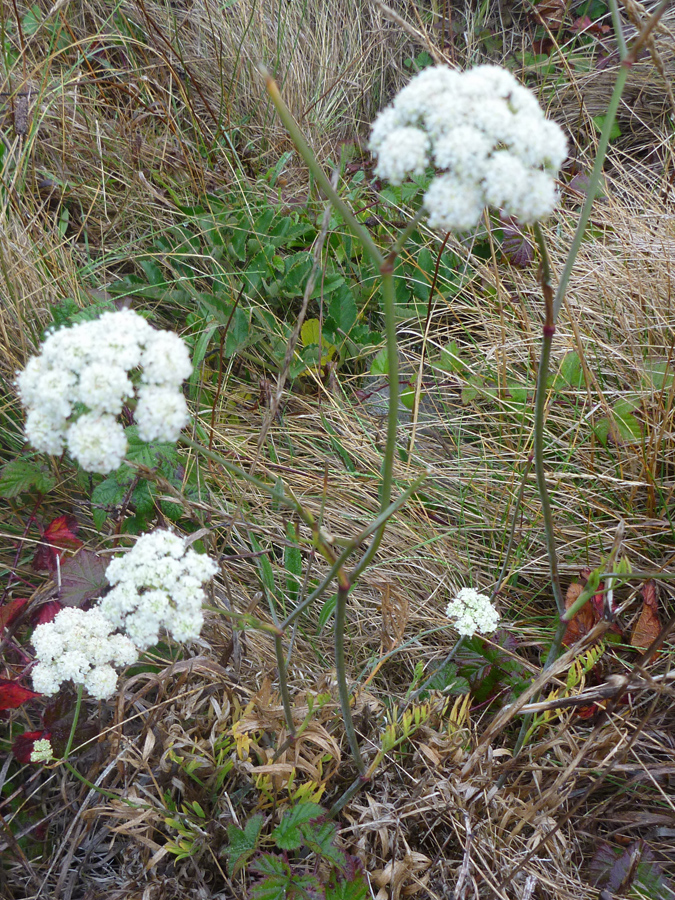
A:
[{"xmin": 225, "ymin": 803, "xmax": 367, "ymax": 900}]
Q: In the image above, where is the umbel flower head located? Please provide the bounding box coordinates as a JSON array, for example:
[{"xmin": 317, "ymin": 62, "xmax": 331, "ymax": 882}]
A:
[
  {"xmin": 369, "ymin": 64, "xmax": 568, "ymax": 231},
  {"xmin": 446, "ymin": 587, "xmax": 500, "ymax": 637},
  {"xmin": 99, "ymin": 529, "xmax": 219, "ymax": 650},
  {"xmin": 31, "ymin": 607, "xmax": 139, "ymax": 700},
  {"xmin": 16, "ymin": 309, "xmax": 193, "ymax": 474}
]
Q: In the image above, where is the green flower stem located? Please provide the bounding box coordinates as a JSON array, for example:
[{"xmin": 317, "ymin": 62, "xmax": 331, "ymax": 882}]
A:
[
  {"xmin": 60, "ymin": 759, "xmax": 147, "ymax": 807},
  {"xmin": 389, "ymin": 206, "xmax": 427, "ymax": 257},
  {"xmin": 63, "ymin": 684, "xmax": 83, "ymax": 760},
  {"xmin": 551, "ymin": 66, "xmax": 628, "ymax": 322},
  {"xmin": 328, "ymin": 772, "xmax": 369, "ymax": 820},
  {"xmin": 607, "ymin": 0, "xmax": 626, "ymax": 58},
  {"xmin": 179, "ymin": 436, "xmax": 318, "ymax": 529},
  {"xmin": 274, "ymin": 633, "xmax": 296, "ymax": 738},
  {"xmin": 350, "ymin": 267, "xmax": 399, "ymax": 580},
  {"xmin": 280, "ymin": 473, "xmax": 426, "ymax": 631},
  {"xmin": 335, "ymin": 582, "xmax": 365, "ymax": 775},
  {"xmin": 532, "ymin": 223, "xmax": 564, "ymax": 619},
  {"xmin": 503, "ymin": 3, "xmax": 666, "ymax": 767},
  {"xmin": 260, "ymin": 67, "xmax": 383, "ymax": 271}
]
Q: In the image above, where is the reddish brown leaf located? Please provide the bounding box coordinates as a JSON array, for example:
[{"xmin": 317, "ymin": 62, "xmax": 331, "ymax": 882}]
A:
[
  {"xmin": 34, "ymin": 515, "xmax": 83, "ymax": 573},
  {"xmin": 59, "ymin": 550, "xmax": 108, "ymax": 607},
  {"xmin": 31, "ymin": 600, "xmax": 63, "ymax": 626},
  {"xmin": 0, "ymin": 679, "xmax": 41, "ymax": 710},
  {"xmin": 501, "ymin": 224, "xmax": 534, "ymax": 268},
  {"xmin": 631, "ymin": 581, "xmax": 661, "ymax": 651},
  {"xmin": 0, "ymin": 598, "xmax": 28, "ymax": 632},
  {"xmin": 576, "ymin": 704, "xmax": 598, "ymax": 720},
  {"xmin": 12, "ymin": 729, "xmax": 51, "ymax": 764},
  {"xmin": 562, "ymin": 582, "xmax": 598, "ymax": 646},
  {"xmin": 531, "ymin": 0, "xmax": 566, "ymax": 28}
]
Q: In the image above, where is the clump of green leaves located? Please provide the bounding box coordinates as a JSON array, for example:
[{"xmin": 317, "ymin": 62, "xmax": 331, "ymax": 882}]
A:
[
  {"xmin": 225, "ymin": 803, "xmax": 368, "ymax": 900},
  {"xmin": 108, "ymin": 184, "xmax": 383, "ymax": 381},
  {"xmin": 418, "ymin": 631, "xmax": 529, "ymax": 708}
]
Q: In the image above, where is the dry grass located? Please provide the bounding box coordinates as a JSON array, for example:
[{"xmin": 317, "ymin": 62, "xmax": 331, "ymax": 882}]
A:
[{"xmin": 1, "ymin": 0, "xmax": 675, "ymax": 898}]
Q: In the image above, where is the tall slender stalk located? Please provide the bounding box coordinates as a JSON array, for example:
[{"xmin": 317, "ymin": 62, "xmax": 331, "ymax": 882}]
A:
[{"xmin": 335, "ymin": 583, "xmax": 366, "ymax": 774}]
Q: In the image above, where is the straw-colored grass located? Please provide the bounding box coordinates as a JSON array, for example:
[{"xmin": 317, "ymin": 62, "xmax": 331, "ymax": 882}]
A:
[{"xmin": 1, "ymin": 0, "xmax": 675, "ymax": 898}]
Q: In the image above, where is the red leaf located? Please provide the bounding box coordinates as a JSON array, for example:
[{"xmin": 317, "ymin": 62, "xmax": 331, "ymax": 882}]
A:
[
  {"xmin": 31, "ymin": 600, "xmax": 63, "ymax": 626},
  {"xmin": 34, "ymin": 515, "xmax": 83, "ymax": 573},
  {"xmin": 0, "ymin": 679, "xmax": 41, "ymax": 710},
  {"xmin": 12, "ymin": 729, "xmax": 51, "ymax": 764},
  {"xmin": 631, "ymin": 581, "xmax": 661, "ymax": 651},
  {"xmin": 562, "ymin": 582, "xmax": 598, "ymax": 646},
  {"xmin": 59, "ymin": 550, "xmax": 108, "ymax": 607},
  {"xmin": 0, "ymin": 598, "xmax": 28, "ymax": 632},
  {"xmin": 590, "ymin": 583, "xmax": 606, "ymax": 619}
]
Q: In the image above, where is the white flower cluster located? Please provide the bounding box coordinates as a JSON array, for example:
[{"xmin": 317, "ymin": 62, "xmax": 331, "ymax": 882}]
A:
[
  {"xmin": 31, "ymin": 530, "xmax": 218, "ymax": 700},
  {"xmin": 31, "ymin": 607, "xmax": 139, "ymax": 700},
  {"xmin": 369, "ymin": 64, "xmax": 567, "ymax": 230},
  {"xmin": 99, "ymin": 529, "xmax": 219, "ymax": 650},
  {"xmin": 446, "ymin": 588, "xmax": 500, "ymax": 637},
  {"xmin": 30, "ymin": 738, "xmax": 55, "ymax": 763},
  {"xmin": 16, "ymin": 309, "xmax": 193, "ymax": 474}
]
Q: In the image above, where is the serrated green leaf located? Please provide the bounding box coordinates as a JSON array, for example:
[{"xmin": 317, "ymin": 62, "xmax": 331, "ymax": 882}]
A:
[
  {"xmin": 461, "ymin": 377, "xmax": 482, "ymax": 404},
  {"xmin": 91, "ymin": 476, "xmax": 127, "ymax": 509},
  {"xmin": 327, "ymin": 288, "xmax": 357, "ymax": 335},
  {"xmin": 132, "ymin": 480, "xmax": 154, "ymax": 520},
  {"xmin": 225, "ymin": 813, "xmax": 263, "ymax": 876},
  {"xmin": 325, "ymin": 871, "xmax": 369, "ymax": 900},
  {"xmin": 272, "ymin": 802, "xmax": 325, "ymax": 850},
  {"xmin": 0, "ymin": 459, "xmax": 55, "ymax": 498},
  {"xmin": 310, "ymin": 272, "xmax": 344, "ymax": 299},
  {"xmin": 299, "ymin": 820, "xmax": 345, "ymax": 868}
]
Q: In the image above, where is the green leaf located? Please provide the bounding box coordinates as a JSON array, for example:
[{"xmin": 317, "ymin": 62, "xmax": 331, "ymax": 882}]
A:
[
  {"xmin": 593, "ymin": 114, "xmax": 621, "ymax": 142},
  {"xmin": 317, "ymin": 593, "xmax": 337, "ymax": 631},
  {"xmin": 225, "ymin": 308, "xmax": 252, "ymax": 357},
  {"xmin": 284, "ymin": 524, "xmax": 302, "ymax": 605},
  {"xmin": 310, "ymin": 272, "xmax": 344, "ymax": 299},
  {"xmin": 299, "ymin": 820, "xmax": 345, "ymax": 868},
  {"xmin": 225, "ymin": 813, "xmax": 263, "ymax": 876},
  {"xmin": 301, "ymin": 319, "xmax": 322, "ymax": 347},
  {"xmin": 461, "ymin": 376, "xmax": 483, "ymax": 404},
  {"xmin": 91, "ymin": 475, "xmax": 127, "ymax": 510},
  {"xmin": 325, "ymin": 869, "xmax": 369, "ymax": 900},
  {"xmin": 594, "ymin": 412, "xmax": 642, "ymax": 446},
  {"xmin": 250, "ymin": 855, "xmax": 294, "ymax": 900},
  {"xmin": 326, "ymin": 287, "xmax": 357, "ymax": 336},
  {"xmin": 643, "ymin": 360, "xmax": 674, "ymax": 391},
  {"xmin": 508, "ymin": 384, "xmax": 530, "ymax": 405},
  {"xmin": 438, "ymin": 341, "xmax": 466, "ymax": 374},
  {"xmin": 0, "ymin": 459, "xmax": 55, "ymax": 498},
  {"xmin": 272, "ymin": 802, "xmax": 324, "ymax": 850},
  {"xmin": 400, "ymin": 382, "xmax": 416, "ymax": 410},
  {"xmin": 556, "ymin": 352, "xmax": 585, "ymax": 389},
  {"xmin": 370, "ymin": 348, "xmax": 389, "ymax": 377}
]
